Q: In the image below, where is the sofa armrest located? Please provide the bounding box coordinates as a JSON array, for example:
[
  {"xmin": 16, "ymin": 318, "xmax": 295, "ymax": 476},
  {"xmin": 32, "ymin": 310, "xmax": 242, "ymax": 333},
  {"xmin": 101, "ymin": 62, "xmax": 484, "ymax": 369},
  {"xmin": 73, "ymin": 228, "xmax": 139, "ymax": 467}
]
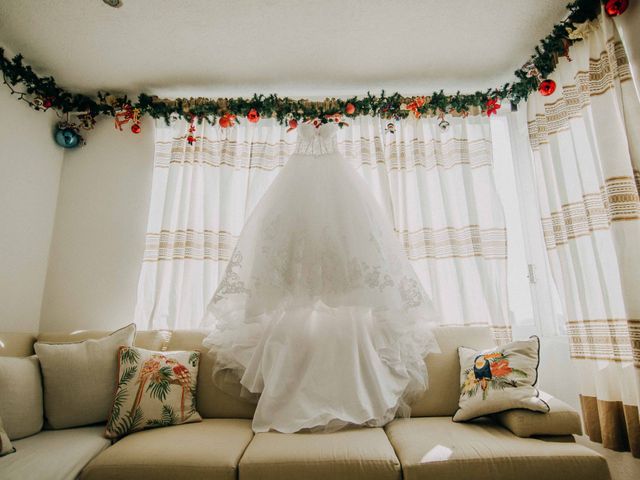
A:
[{"xmin": 492, "ymin": 392, "xmax": 583, "ymax": 438}]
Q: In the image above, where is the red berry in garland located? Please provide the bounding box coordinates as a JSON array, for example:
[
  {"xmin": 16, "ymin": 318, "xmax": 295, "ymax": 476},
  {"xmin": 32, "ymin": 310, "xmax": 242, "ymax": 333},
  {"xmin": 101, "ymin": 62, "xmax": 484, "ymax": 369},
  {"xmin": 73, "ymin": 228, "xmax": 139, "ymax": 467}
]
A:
[
  {"xmin": 538, "ymin": 79, "xmax": 556, "ymax": 96},
  {"xmin": 345, "ymin": 103, "xmax": 356, "ymax": 115},
  {"xmin": 247, "ymin": 108, "xmax": 260, "ymax": 123},
  {"xmin": 131, "ymin": 123, "xmax": 141, "ymax": 134},
  {"xmin": 605, "ymin": 0, "xmax": 628, "ymax": 16}
]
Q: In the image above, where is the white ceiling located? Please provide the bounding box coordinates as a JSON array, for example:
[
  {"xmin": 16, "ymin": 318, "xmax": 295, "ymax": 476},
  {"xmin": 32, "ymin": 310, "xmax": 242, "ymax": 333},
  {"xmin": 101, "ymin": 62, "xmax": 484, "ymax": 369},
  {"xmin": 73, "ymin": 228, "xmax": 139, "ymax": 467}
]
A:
[{"xmin": 0, "ymin": 0, "xmax": 569, "ymax": 98}]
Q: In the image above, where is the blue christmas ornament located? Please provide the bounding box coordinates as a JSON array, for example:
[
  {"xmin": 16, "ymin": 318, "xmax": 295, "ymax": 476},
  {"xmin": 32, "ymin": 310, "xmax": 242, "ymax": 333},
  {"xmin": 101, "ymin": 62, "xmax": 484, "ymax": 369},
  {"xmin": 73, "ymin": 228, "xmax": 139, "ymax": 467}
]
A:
[{"xmin": 54, "ymin": 126, "xmax": 80, "ymax": 148}]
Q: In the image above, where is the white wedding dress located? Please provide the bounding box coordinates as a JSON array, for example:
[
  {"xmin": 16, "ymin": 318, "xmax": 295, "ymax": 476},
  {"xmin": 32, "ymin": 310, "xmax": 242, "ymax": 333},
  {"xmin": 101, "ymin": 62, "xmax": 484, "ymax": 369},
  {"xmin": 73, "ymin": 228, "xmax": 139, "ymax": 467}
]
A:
[{"xmin": 202, "ymin": 122, "xmax": 439, "ymax": 433}]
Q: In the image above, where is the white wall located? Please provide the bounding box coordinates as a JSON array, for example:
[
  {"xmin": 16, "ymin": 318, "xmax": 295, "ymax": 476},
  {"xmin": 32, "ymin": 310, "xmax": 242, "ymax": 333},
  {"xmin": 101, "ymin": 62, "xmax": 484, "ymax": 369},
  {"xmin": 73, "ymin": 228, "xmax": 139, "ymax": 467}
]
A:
[
  {"xmin": 0, "ymin": 89, "xmax": 64, "ymax": 332},
  {"xmin": 39, "ymin": 117, "xmax": 154, "ymax": 332}
]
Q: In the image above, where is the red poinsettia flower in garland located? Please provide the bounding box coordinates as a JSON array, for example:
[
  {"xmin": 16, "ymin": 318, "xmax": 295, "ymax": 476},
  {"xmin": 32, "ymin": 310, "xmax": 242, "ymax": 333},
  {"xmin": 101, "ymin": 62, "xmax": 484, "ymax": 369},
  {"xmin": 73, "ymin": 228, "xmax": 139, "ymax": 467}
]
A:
[
  {"xmin": 218, "ymin": 113, "xmax": 236, "ymax": 128},
  {"xmin": 485, "ymin": 98, "xmax": 501, "ymax": 117},
  {"xmin": 247, "ymin": 108, "xmax": 260, "ymax": 123},
  {"xmin": 403, "ymin": 96, "xmax": 426, "ymax": 118}
]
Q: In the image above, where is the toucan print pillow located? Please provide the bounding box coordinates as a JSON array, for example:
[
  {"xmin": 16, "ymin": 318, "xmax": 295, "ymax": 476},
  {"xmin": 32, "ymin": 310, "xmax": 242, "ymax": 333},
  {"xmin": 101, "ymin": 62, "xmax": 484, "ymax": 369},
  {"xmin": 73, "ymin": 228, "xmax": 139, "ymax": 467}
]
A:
[{"xmin": 453, "ymin": 336, "xmax": 549, "ymax": 422}]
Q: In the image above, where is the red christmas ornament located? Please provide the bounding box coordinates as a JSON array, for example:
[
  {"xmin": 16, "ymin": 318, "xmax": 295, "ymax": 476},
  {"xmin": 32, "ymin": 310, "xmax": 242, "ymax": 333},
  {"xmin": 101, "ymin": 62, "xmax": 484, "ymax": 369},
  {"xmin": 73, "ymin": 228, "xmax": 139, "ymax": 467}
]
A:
[
  {"xmin": 605, "ymin": 0, "xmax": 628, "ymax": 16},
  {"xmin": 287, "ymin": 119, "xmax": 298, "ymax": 132},
  {"xmin": 538, "ymin": 79, "xmax": 556, "ymax": 96},
  {"xmin": 187, "ymin": 117, "xmax": 197, "ymax": 145},
  {"xmin": 345, "ymin": 103, "xmax": 356, "ymax": 115},
  {"xmin": 131, "ymin": 123, "xmax": 141, "ymax": 134},
  {"xmin": 247, "ymin": 108, "xmax": 260, "ymax": 123},
  {"xmin": 42, "ymin": 98, "xmax": 53, "ymax": 109},
  {"xmin": 485, "ymin": 98, "xmax": 501, "ymax": 117},
  {"xmin": 219, "ymin": 113, "xmax": 236, "ymax": 128}
]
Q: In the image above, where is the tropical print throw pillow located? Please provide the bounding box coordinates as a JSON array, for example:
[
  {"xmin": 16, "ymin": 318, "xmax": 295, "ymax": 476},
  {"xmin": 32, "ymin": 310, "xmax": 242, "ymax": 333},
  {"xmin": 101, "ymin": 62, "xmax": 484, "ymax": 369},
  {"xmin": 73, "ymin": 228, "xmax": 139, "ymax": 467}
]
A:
[
  {"xmin": 453, "ymin": 336, "xmax": 550, "ymax": 422},
  {"xmin": 105, "ymin": 347, "xmax": 202, "ymax": 439}
]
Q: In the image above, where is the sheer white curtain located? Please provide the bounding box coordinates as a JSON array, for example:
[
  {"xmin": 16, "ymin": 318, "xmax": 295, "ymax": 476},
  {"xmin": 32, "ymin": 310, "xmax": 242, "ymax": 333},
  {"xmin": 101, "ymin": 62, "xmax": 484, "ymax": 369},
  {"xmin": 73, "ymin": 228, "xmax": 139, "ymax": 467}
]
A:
[
  {"xmin": 524, "ymin": 11, "xmax": 640, "ymax": 456},
  {"xmin": 341, "ymin": 116, "xmax": 509, "ymax": 342},
  {"xmin": 134, "ymin": 120, "xmax": 294, "ymax": 330},
  {"xmin": 135, "ymin": 115, "xmax": 509, "ymax": 341}
]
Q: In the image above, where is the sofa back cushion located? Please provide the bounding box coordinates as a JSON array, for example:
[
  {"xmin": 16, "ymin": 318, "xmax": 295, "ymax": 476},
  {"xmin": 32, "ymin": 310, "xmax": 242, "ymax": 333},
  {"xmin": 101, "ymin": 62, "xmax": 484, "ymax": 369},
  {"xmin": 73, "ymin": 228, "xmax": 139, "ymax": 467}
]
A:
[
  {"xmin": 163, "ymin": 331, "xmax": 257, "ymax": 419},
  {"xmin": 35, "ymin": 329, "xmax": 257, "ymax": 419},
  {"xmin": 165, "ymin": 327, "xmax": 495, "ymax": 419},
  {"xmin": 0, "ymin": 355, "xmax": 43, "ymax": 439},
  {"xmin": 409, "ymin": 326, "xmax": 496, "ymax": 417},
  {"xmin": 12, "ymin": 325, "xmax": 495, "ymax": 420}
]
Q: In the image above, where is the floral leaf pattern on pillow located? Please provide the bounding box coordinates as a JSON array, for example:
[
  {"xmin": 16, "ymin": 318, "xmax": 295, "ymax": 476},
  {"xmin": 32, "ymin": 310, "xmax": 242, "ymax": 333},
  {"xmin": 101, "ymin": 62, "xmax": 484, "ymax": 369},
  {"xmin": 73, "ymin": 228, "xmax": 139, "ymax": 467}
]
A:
[
  {"xmin": 461, "ymin": 351, "xmax": 528, "ymax": 400},
  {"xmin": 105, "ymin": 347, "xmax": 201, "ymax": 439}
]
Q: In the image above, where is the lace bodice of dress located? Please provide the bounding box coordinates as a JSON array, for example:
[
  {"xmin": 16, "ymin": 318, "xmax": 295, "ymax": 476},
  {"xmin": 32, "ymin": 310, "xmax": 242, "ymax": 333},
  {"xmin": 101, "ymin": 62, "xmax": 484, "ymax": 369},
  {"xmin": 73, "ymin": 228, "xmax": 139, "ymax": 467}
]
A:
[{"xmin": 294, "ymin": 123, "xmax": 338, "ymax": 155}]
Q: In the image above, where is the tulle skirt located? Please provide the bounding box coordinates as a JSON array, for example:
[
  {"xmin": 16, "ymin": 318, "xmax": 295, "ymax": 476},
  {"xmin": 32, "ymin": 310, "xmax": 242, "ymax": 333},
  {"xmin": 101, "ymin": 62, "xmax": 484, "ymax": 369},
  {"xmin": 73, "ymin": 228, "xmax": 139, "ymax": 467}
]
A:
[{"xmin": 202, "ymin": 151, "xmax": 439, "ymax": 433}]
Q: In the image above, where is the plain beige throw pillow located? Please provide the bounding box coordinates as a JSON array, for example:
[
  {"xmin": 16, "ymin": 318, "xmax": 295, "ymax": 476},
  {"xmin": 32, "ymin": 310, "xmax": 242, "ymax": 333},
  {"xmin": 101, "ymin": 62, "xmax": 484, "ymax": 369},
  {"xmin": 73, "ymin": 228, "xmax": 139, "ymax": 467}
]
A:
[
  {"xmin": 34, "ymin": 323, "xmax": 136, "ymax": 429},
  {"xmin": 0, "ymin": 355, "xmax": 43, "ymax": 439}
]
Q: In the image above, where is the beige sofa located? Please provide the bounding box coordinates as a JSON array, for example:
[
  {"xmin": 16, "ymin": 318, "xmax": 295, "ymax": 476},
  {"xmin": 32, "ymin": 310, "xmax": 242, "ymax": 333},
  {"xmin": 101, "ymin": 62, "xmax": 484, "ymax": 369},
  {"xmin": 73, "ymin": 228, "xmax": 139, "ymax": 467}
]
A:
[{"xmin": 0, "ymin": 327, "xmax": 611, "ymax": 480}]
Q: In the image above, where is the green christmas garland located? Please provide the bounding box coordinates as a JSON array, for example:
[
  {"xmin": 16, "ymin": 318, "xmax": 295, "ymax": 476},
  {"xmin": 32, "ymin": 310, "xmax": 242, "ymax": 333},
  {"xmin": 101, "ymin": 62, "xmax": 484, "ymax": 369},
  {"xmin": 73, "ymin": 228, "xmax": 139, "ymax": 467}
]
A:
[{"xmin": 0, "ymin": 0, "xmax": 613, "ymax": 131}]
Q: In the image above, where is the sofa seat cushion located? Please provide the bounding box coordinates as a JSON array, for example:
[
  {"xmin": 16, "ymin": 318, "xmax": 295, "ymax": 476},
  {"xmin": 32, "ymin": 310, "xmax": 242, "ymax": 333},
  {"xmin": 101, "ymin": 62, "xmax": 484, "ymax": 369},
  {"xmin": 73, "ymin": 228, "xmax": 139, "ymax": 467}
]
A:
[
  {"xmin": 0, "ymin": 425, "xmax": 109, "ymax": 480},
  {"xmin": 80, "ymin": 419, "xmax": 253, "ymax": 480},
  {"xmin": 239, "ymin": 427, "xmax": 401, "ymax": 480},
  {"xmin": 385, "ymin": 417, "xmax": 610, "ymax": 480}
]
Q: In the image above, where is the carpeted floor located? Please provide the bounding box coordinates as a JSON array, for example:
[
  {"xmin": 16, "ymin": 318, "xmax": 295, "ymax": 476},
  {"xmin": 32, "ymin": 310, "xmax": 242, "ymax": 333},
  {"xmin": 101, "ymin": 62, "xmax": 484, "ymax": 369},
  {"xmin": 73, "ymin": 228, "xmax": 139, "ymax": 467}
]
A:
[{"xmin": 575, "ymin": 436, "xmax": 640, "ymax": 480}]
